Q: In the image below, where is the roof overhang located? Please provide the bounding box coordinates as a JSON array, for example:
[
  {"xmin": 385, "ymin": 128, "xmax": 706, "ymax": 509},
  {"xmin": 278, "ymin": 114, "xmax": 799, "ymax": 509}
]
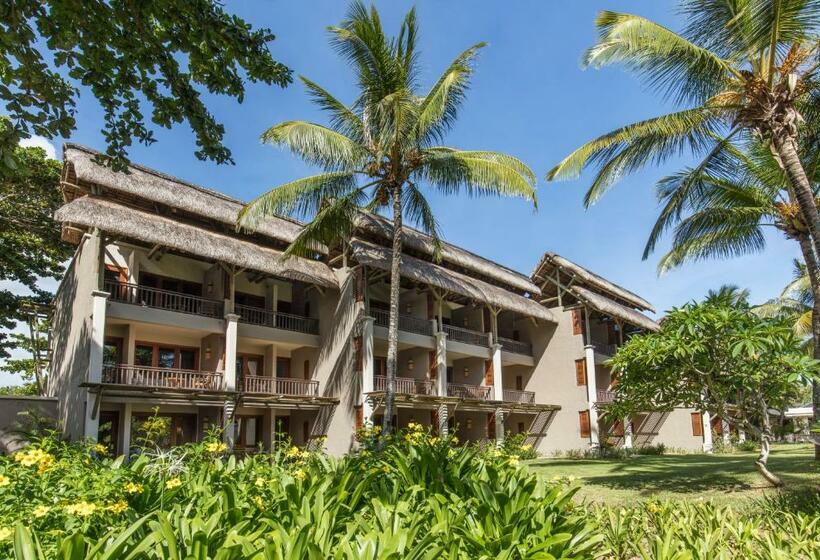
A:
[
  {"xmin": 571, "ymin": 286, "xmax": 659, "ymax": 332},
  {"xmin": 350, "ymin": 238, "xmax": 555, "ymax": 323},
  {"xmin": 55, "ymin": 196, "xmax": 338, "ymax": 289}
]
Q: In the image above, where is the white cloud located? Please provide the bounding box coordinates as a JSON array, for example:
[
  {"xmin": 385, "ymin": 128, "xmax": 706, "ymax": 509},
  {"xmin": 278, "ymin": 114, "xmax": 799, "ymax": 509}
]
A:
[{"xmin": 19, "ymin": 135, "xmax": 58, "ymax": 160}]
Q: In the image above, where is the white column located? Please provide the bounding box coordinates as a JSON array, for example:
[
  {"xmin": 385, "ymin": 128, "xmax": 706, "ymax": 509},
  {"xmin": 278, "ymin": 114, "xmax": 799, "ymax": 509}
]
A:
[
  {"xmin": 222, "ymin": 313, "xmax": 240, "ymax": 446},
  {"xmin": 584, "ymin": 344, "xmax": 600, "ymax": 447},
  {"xmin": 722, "ymin": 419, "xmax": 730, "ymax": 445},
  {"xmin": 124, "ymin": 323, "xmax": 136, "ymax": 366},
  {"xmin": 738, "ymin": 428, "xmax": 746, "ymax": 443},
  {"xmin": 264, "ymin": 344, "xmax": 277, "ymax": 377},
  {"xmin": 121, "ymin": 403, "xmax": 132, "ymax": 459},
  {"xmin": 84, "ymin": 290, "xmax": 109, "ymax": 441},
  {"xmin": 623, "ymin": 416, "xmax": 633, "ymax": 449},
  {"xmin": 361, "ymin": 317, "xmax": 375, "ymax": 426},
  {"xmin": 435, "ymin": 331, "xmax": 448, "ymax": 435},
  {"xmin": 490, "ymin": 343, "xmax": 504, "ymax": 443},
  {"xmin": 701, "ymin": 410, "xmax": 713, "ymax": 452}
]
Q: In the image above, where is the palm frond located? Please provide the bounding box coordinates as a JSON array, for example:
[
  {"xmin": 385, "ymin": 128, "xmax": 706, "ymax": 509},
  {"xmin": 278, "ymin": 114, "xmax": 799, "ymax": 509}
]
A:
[
  {"xmin": 282, "ymin": 189, "xmax": 369, "ymax": 258},
  {"xmin": 237, "ymin": 172, "xmax": 358, "ymax": 229},
  {"xmin": 403, "ymin": 183, "xmax": 443, "ymax": 260},
  {"xmin": 414, "ymin": 43, "xmax": 486, "ymax": 144},
  {"xmin": 657, "ymin": 218, "xmax": 767, "ymax": 274},
  {"xmin": 585, "ymin": 11, "xmax": 736, "ymax": 104},
  {"xmin": 425, "ymin": 148, "xmax": 536, "ymax": 185},
  {"xmin": 261, "ymin": 121, "xmax": 367, "ymax": 170},
  {"xmin": 300, "ymin": 77, "xmax": 365, "ymax": 143}
]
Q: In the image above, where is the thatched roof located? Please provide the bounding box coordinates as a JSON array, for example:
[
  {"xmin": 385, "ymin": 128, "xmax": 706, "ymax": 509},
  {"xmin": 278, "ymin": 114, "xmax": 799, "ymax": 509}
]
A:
[
  {"xmin": 55, "ymin": 196, "xmax": 338, "ymax": 289},
  {"xmin": 355, "ymin": 213, "xmax": 541, "ymax": 295},
  {"xmin": 571, "ymin": 286, "xmax": 659, "ymax": 332},
  {"xmin": 531, "ymin": 252, "xmax": 655, "ymax": 312},
  {"xmin": 61, "ymin": 144, "xmax": 325, "ymax": 254},
  {"xmin": 350, "ymin": 238, "xmax": 555, "ymax": 323}
]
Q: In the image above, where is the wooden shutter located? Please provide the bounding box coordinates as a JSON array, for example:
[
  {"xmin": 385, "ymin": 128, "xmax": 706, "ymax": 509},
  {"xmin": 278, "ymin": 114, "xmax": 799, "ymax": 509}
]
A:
[
  {"xmin": 355, "ymin": 406, "xmax": 363, "ymax": 430},
  {"xmin": 487, "ymin": 413, "xmax": 496, "ymax": 439},
  {"xmin": 712, "ymin": 416, "xmax": 723, "ymax": 434},
  {"xmin": 579, "ymin": 410, "xmax": 591, "ymax": 438},
  {"xmin": 429, "ymin": 350, "xmax": 437, "ymax": 379},
  {"xmin": 515, "ymin": 375, "xmax": 523, "ymax": 391},
  {"xmin": 571, "ymin": 308, "xmax": 583, "ymax": 335},
  {"xmin": 484, "ymin": 360, "xmax": 494, "ymax": 385},
  {"xmin": 575, "ymin": 358, "xmax": 587, "ymax": 386},
  {"xmin": 691, "ymin": 412, "xmax": 703, "ymax": 436},
  {"xmin": 354, "ymin": 336, "xmax": 363, "ymax": 371},
  {"xmin": 303, "ymin": 360, "xmax": 311, "ymax": 380},
  {"xmin": 612, "ymin": 420, "xmax": 624, "ymax": 436}
]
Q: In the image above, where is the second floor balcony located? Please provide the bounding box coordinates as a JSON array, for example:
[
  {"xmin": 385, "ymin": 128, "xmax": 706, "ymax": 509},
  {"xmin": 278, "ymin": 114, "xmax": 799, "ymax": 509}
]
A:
[
  {"xmin": 371, "ymin": 308, "xmax": 433, "ymax": 336},
  {"xmin": 235, "ymin": 304, "xmax": 319, "ymax": 335},
  {"xmin": 597, "ymin": 390, "xmax": 616, "ymax": 403},
  {"xmin": 374, "ymin": 375, "xmax": 433, "ymax": 396},
  {"xmin": 443, "ymin": 324, "xmax": 489, "ymax": 347},
  {"xmin": 106, "ymin": 280, "xmax": 223, "ymax": 318},
  {"xmin": 502, "ymin": 388, "xmax": 535, "ymax": 404},
  {"xmin": 102, "ymin": 364, "xmax": 222, "ymax": 391},
  {"xmin": 497, "ymin": 336, "xmax": 532, "ymax": 356},
  {"xmin": 243, "ymin": 375, "xmax": 319, "ymax": 397},
  {"xmin": 447, "ymin": 383, "xmax": 492, "ymax": 401}
]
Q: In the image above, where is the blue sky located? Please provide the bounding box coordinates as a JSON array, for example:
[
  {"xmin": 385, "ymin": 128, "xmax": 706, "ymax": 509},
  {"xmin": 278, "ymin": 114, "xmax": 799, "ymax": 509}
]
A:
[{"xmin": 2, "ymin": 1, "xmax": 801, "ymax": 382}]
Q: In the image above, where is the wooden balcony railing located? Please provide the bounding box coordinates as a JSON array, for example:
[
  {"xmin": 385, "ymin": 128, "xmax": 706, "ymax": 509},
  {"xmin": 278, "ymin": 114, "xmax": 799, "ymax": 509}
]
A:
[
  {"xmin": 105, "ymin": 281, "xmax": 223, "ymax": 318},
  {"xmin": 235, "ymin": 304, "xmax": 319, "ymax": 335},
  {"xmin": 497, "ymin": 336, "xmax": 532, "ymax": 356},
  {"xmin": 243, "ymin": 375, "xmax": 319, "ymax": 397},
  {"xmin": 102, "ymin": 364, "xmax": 222, "ymax": 391},
  {"xmin": 443, "ymin": 324, "xmax": 489, "ymax": 347},
  {"xmin": 596, "ymin": 390, "xmax": 616, "ymax": 403},
  {"xmin": 373, "ymin": 375, "xmax": 433, "ymax": 395},
  {"xmin": 371, "ymin": 308, "xmax": 433, "ymax": 336},
  {"xmin": 593, "ymin": 343, "xmax": 618, "ymax": 356},
  {"xmin": 503, "ymin": 389, "xmax": 535, "ymax": 404},
  {"xmin": 447, "ymin": 383, "xmax": 492, "ymax": 401}
]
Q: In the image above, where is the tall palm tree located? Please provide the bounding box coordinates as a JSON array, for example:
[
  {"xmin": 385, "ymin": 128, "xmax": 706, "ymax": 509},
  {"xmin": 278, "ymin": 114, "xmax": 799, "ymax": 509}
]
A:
[
  {"xmin": 237, "ymin": 3, "xmax": 536, "ymax": 436},
  {"xmin": 547, "ymin": 0, "xmax": 820, "ymax": 458},
  {"xmin": 547, "ymin": 1, "xmax": 820, "ymax": 287},
  {"xmin": 756, "ymin": 260, "xmax": 813, "ymax": 344}
]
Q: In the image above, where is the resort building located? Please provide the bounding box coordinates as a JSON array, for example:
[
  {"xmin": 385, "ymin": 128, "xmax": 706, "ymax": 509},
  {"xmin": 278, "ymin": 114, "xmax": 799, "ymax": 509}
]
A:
[{"xmin": 48, "ymin": 144, "xmax": 711, "ymax": 456}]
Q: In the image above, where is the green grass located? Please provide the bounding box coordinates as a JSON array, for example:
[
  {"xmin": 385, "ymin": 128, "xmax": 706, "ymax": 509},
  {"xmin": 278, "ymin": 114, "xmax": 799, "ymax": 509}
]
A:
[{"xmin": 527, "ymin": 443, "xmax": 819, "ymax": 505}]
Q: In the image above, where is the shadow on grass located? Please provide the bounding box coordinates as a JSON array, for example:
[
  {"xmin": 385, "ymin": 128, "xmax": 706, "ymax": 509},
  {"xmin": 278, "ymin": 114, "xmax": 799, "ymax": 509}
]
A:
[{"xmin": 530, "ymin": 447, "xmax": 817, "ymax": 498}]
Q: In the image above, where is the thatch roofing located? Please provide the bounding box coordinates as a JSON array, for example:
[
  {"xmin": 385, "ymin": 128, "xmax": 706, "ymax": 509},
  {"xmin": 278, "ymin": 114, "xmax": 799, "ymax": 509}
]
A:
[
  {"xmin": 571, "ymin": 286, "xmax": 659, "ymax": 332},
  {"xmin": 531, "ymin": 252, "xmax": 655, "ymax": 312},
  {"xmin": 61, "ymin": 144, "xmax": 325, "ymax": 253},
  {"xmin": 54, "ymin": 197, "xmax": 338, "ymax": 289},
  {"xmin": 350, "ymin": 238, "xmax": 555, "ymax": 323},
  {"xmin": 355, "ymin": 213, "xmax": 541, "ymax": 295}
]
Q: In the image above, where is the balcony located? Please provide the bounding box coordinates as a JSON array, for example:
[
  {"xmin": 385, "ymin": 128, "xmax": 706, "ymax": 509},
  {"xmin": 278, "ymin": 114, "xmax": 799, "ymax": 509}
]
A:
[
  {"xmin": 105, "ymin": 281, "xmax": 223, "ymax": 318},
  {"xmin": 243, "ymin": 375, "xmax": 318, "ymax": 397},
  {"xmin": 235, "ymin": 304, "xmax": 319, "ymax": 335},
  {"xmin": 497, "ymin": 336, "xmax": 532, "ymax": 356},
  {"xmin": 596, "ymin": 390, "xmax": 616, "ymax": 403},
  {"xmin": 443, "ymin": 324, "xmax": 489, "ymax": 347},
  {"xmin": 102, "ymin": 364, "xmax": 222, "ymax": 391},
  {"xmin": 371, "ymin": 308, "xmax": 433, "ymax": 336},
  {"xmin": 593, "ymin": 342, "xmax": 618, "ymax": 357},
  {"xmin": 503, "ymin": 389, "xmax": 535, "ymax": 404},
  {"xmin": 447, "ymin": 383, "xmax": 492, "ymax": 401},
  {"xmin": 373, "ymin": 375, "xmax": 433, "ymax": 395}
]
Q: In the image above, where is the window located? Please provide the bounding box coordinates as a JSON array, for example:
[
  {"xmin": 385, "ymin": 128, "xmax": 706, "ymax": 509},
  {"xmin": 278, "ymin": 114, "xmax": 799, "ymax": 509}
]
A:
[
  {"xmin": 131, "ymin": 413, "xmax": 196, "ymax": 448},
  {"xmin": 140, "ymin": 272, "xmax": 202, "ymax": 296},
  {"xmin": 446, "ymin": 366, "xmax": 453, "ymax": 383},
  {"xmin": 234, "ymin": 415, "xmax": 263, "ymax": 450},
  {"xmin": 579, "ymin": 410, "xmax": 591, "ymax": 438},
  {"xmin": 691, "ymin": 412, "xmax": 703, "ymax": 437},
  {"xmin": 276, "ymin": 357, "xmax": 291, "ymax": 378},
  {"xmin": 236, "ymin": 355, "xmax": 263, "ymax": 377},
  {"xmin": 277, "ymin": 300, "xmax": 292, "ymax": 314},
  {"xmin": 517, "ymin": 422, "xmax": 526, "ymax": 434},
  {"xmin": 303, "ymin": 359, "xmax": 311, "ymax": 380},
  {"xmin": 374, "ymin": 357, "xmax": 387, "ymax": 376},
  {"xmin": 104, "ymin": 265, "xmax": 127, "ymax": 285},
  {"xmin": 134, "ymin": 343, "xmax": 199, "ymax": 370},
  {"xmin": 103, "ymin": 337, "xmax": 123, "ymax": 367},
  {"xmin": 515, "ymin": 375, "xmax": 523, "ymax": 391},
  {"xmin": 575, "ymin": 359, "xmax": 587, "ymax": 386},
  {"xmin": 236, "ymin": 291, "xmax": 265, "ymax": 308}
]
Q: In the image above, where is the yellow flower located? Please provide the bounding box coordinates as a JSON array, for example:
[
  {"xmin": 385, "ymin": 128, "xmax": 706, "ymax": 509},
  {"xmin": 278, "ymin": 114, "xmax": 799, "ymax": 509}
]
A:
[
  {"xmin": 447, "ymin": 448, "xmax": 456, "ymax": 459},
  {"xmin": 37, "ymin": 455, "xmax": 55, "ymax": 474},
  {"xmin": 0, "ymin": 475, "xmax": 9, "ymax": 487},
  {"xmin": 0, "ymin": 527, "xmax": 11, "ymax": 541},
  {"xmin": 293, "ymin": 469, "xmax": 306, "ymax": 480},
  {"xmin": 107, "ymin": 501, "xmax": 128, "ymax": 514},
  {"xmin": 286, "ymin": 446, "xmax": 301, "ymax": 458},
  {"xmin": 255, "ymin": 477, "xmax": 266, "ymax": 488},
  {"xmin": 647, "ymin": 503, "xmax": 661, "ymax": 513},
  {"xmin": 254, "ymin": 495, "xmax": 264, "ymax": 507},
  {"xmin": 507, "ymin": 456, "xmax": 520, "ymax": 467},
  {"xmin": 33, "ymin": 505, "xmax": 50, "ymax": 518},
  {"xmin": 124, "ymin": 482, "xmax": 143, "ymax": 494},
  {"xmin": 165, "ymin": 478, "xmax": 182, "ymax": 490},
  {"xmin": 65, "ymin": 501, "xmax": 97, "ymax": 517},
  {"xmin": 450, "ymin": 436, "xmax": 459, "ymax": 445},
  {"xmin": 93, "ymin": 443, "xmax": 108, "ymax": 455},
  {"xmin": 205, "ymin": 441, "xmax": 227, "ymax": 453},
  {"xmin": 430, "ymin": 437, "xmax": 440, "ymax": 445},
  {"xmin": 521, "ymin": 444, "xmax": 533, "ymax": 451}
]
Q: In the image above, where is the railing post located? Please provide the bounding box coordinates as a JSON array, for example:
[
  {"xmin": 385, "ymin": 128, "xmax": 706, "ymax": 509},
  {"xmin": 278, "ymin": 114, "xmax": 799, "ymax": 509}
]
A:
[
  {"xmin": 361, "ymin": 316, "xmax": 375, "ymax": 427},
  {"xmin": 223, "ymin": 313, "xmax": 240, "ymax": 448}
]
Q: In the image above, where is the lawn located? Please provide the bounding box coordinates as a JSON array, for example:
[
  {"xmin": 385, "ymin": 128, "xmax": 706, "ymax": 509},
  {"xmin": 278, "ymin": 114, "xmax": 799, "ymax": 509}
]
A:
[{"xmin": 527, "ymin": 443, "xmax": 819, "ymax": 505}]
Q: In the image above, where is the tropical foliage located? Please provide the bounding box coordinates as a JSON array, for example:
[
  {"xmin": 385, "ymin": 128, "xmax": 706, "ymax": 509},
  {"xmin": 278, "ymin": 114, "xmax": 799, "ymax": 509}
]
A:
[
  {"xmin": 1, "ymin": 0, "xmax": 292, "ymax": 171},
  {"xmin": 238, "ymin": 2, "xmax": 536, "ymax": 434},
  {"xmin": 608, "ymin": 297, "xmax": 817, "ymax": 486}
]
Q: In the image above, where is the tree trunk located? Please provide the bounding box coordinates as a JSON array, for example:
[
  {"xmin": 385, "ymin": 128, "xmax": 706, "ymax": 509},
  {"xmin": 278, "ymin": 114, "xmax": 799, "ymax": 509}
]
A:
[
  {"xmin": 382, "ymin": 182, "xmax": 403, "ymax": 437},
  {"xmin": 772, "ymin": 135, "xmax": 820, "ymax": 263},
  {"xmin": 755, "ymin": 400, "xmax": 784, "ymax": 487},
  {"xmin": 796, "ymin": 234, "xmax": 820, "ymax": 459}
]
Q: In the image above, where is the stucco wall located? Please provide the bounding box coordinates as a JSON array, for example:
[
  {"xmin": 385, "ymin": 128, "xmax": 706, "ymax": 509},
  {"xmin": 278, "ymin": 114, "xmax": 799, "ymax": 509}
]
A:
[{"xmin": 48, "ymin": 234, "xmax": 100, "ymax": 440}]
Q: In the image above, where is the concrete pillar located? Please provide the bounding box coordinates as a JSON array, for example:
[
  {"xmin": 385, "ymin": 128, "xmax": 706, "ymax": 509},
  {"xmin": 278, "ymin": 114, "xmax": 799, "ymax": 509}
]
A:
[
  {"xmin": 435, "ymin": 331, "xmax": 448, "ymax": 435},
  {"xmin": 262, "ymin": 408, "xmax": 273, "ymax": 451},
  {"xmin": 623, "ymin": 416, "xmax": 633, "ymax": 449},
  {"xmin": 702, "ymin": 411, "xmax": 713, "ymax": 452},
  {"xmin": 222, "ymin": 313, "xmax": 240, "ymax": 446},
  {"xmin": 124, "ymin": 323, "xmax": 137, "ymax": 366},
  {"xmin": 121, "ymin": 403, "xmax": 132, "ymax": 459},
  {"xmin": 584, "ymin": 344, "xmax": 600, "ymax": 447},
  {"xmin": 264, "ymin": 344, "xmax": 277, "ymax": 377},
  {"xmin": 738, "ymin": 429, "xmax": 746, "ymax": 443},
  {"xmin": 491, "ymin": 343, "xmax": 503, "ymax": 401},
  {"xmin": 126, "ymin": 249, "xmax": 139, "ymax": 285},
  {"xmin": 84, "ymin": 290, "xmax": 109, "ymax": 441},
  {"xmin": 722, "ymin": 419, "xmax": 731, "ymax": 445},
  {"xmin": 361, "ymin": 317, "xmax": 375, "ymax": 426}
]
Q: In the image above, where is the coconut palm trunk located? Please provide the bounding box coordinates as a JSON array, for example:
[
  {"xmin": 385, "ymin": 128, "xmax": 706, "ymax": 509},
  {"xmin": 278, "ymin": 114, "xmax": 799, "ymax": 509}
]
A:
[
  {"xmin": 773, "ymin": 135, "xmax": 820, "ymax": 264},
  {"xmin": 383, "ymin": 182, "xmax": 403, "ymax": 435},
  {"xmin": 796, "ymin": 234, "xmax": 820, "ymax": 459}
]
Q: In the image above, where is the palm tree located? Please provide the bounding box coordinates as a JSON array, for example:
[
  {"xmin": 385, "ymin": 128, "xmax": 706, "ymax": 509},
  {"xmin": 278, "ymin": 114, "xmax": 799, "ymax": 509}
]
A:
[
  {"xmin": 756, "ymin": 260, "xmax": 813, "ymax": 345},
  {"xmin": 705, "ymin": 284, "xmax": 751, "ymax": 307},
  {"xmin": 237, "ymin": 2, "xmax": 536, "ymax": 436},
  {"xmin": 548, "ymin": 2, "xmax": 820, "ymax": 257}
]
